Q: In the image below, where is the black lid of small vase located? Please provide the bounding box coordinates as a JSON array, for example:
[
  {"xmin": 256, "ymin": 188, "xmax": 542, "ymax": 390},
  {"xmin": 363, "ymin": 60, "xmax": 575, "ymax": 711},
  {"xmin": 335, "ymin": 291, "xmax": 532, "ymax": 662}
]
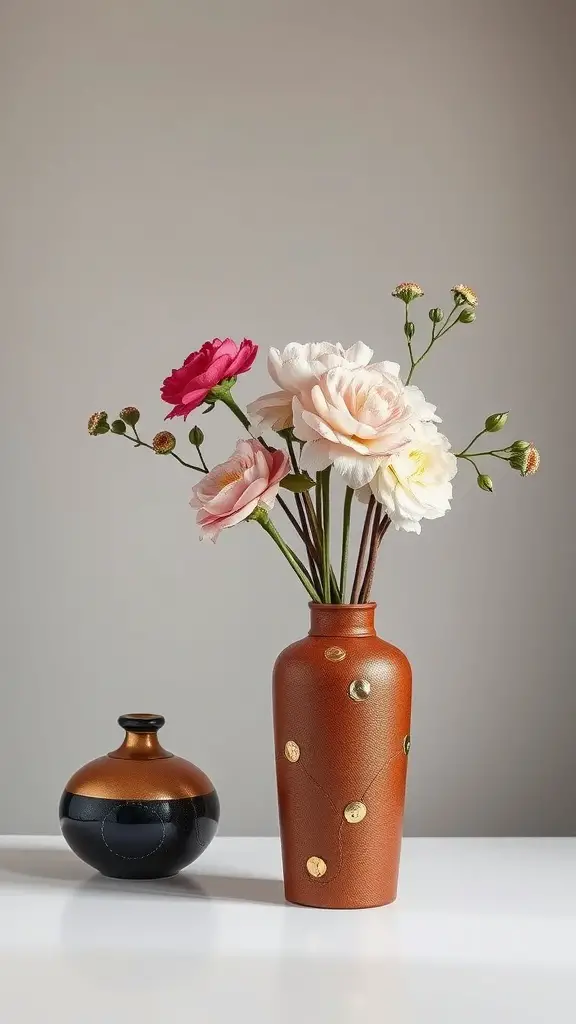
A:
[{"xmin": 117, "ymin": 713, "xmax": 165, "ymax": 733}]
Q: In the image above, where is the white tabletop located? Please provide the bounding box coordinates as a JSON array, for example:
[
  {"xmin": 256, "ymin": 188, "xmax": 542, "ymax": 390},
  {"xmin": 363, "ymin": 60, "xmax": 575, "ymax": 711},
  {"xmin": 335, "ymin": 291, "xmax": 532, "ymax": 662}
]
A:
[{"xmin": 0, "ymin": 836, "xmax": 574, "ymax": 1023}]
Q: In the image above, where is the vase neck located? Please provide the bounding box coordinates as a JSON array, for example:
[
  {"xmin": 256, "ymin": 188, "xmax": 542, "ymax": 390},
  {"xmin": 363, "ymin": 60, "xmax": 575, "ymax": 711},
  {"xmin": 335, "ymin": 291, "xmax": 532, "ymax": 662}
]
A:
[
  {"xmin": 308, "ymin": 603, "xmax": 377, "ymax": 637},
  {"xmin": 109, "ymin": 727, "xmax": 173, "ymax": 761}
]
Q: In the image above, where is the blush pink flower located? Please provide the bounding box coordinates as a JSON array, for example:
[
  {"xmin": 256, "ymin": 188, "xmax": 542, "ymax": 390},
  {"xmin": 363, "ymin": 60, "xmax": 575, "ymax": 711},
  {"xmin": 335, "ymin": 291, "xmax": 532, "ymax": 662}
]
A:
[
  {"xmin": 190, "ymin": 439, "xmax": 289, "ymax": 541},
  {"xmin": 294, "ymin": 361, "xmax": 437, "ymax": 489},
  {"xmin": 161, "ymin": 338, "xmax": 258, "ymax": 420}
]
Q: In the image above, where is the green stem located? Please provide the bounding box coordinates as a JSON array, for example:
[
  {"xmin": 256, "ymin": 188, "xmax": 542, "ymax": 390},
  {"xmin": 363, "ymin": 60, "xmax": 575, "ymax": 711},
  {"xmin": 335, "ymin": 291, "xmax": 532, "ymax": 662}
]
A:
[
  {"xmin": 118, "ymin": 431, "xmax": 206, "ymax": 473},
  {"xmin": 339, "ymin": 487, "xmax": 354, "ymax": 602},
  {"xmin": 170, "ymin": 451, "xmax": 207, "ymax": 471},
  {"xmin": 321, "ymin": 468, "xmax": 331, "ymax": 603},
  {"xmin": 215, "ymin": 391, "xmax": 251, "ymax": 431},
  {"xmin": 257, "ymin": 515, "xmax": 322, "ymax": 603},
  {"xmin": 405, "ymin": 303, "xmax": 416, "ymax": 383},
  {"xmin": 456, "ymin": 429, "xmax": 487, "ymax": 456},
  {"xmin": 458, "ymin": 454, "xmax": 483, "ymax": 476},
  {"xmin": 434, "ymin": 302, "xmax": 460, "ymax": 339},
  {"xmin": 459, "ymin": 447, "xmax": 510, "ymax": 457},
  {"xmin": 195, "ymin": 445, "xmax": 209, "ymax": 472},
  {"xmin": 407, "ymin": 321, "xmax": 437, "ymax": 384}
]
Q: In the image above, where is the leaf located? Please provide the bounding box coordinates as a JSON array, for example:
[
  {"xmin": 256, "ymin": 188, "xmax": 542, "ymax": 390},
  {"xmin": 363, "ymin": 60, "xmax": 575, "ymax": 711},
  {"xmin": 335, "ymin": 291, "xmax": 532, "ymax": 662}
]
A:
[{"xmin": 280, "ymin": 473, "xmax": 316, "ymax": 493}]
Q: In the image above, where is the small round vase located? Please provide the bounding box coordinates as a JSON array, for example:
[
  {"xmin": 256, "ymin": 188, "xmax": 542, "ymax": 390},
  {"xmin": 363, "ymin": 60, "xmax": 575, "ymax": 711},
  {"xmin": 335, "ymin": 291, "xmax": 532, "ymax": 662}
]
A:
[
  {"xmin": 59, "ymin": 714, "xmax": 219, "ymax": 879},
  {"xmin": 273, "ymin": 603, "xmax": 412, "ymax": 909}
]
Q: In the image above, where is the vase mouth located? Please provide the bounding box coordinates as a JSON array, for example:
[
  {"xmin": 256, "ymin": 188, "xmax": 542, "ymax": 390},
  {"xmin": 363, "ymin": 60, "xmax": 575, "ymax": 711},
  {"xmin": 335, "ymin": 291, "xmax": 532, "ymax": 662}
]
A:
[
  {"xmin": 308, "ymin": 602, "xmax": 377, "ymax": 610},
  {"xmin": 308, "ymin": 602, "xmax": 377, "ymax": 637}
]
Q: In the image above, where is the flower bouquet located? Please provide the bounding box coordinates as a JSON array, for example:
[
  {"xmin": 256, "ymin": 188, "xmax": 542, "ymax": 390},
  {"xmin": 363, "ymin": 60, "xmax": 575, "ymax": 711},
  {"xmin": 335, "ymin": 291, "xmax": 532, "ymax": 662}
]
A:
[{"xmin": 89, "ymin": 282, "xmax": 538, "ymax": 908}]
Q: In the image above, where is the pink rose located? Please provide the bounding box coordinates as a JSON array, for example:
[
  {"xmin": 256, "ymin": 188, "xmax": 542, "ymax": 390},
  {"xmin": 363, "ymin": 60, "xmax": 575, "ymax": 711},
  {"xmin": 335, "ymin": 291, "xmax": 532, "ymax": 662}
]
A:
[
  {"xmin": 190, "ymin": 439, "xmax": 289, "ymax": 541},
  {"xmin": 161, "ymin": 338, "xmax": 258, "ymax": 420}
]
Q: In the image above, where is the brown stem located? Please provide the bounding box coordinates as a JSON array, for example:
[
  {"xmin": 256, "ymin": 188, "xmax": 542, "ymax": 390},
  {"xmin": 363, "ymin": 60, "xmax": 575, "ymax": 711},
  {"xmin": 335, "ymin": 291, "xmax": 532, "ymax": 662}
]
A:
[
  {"xmin": 350, "ymin": 496, "xmax": 375, "ymax": 604},
  {"xmin": 285, "ymin": 434, "xmax": 323, "ymax": 588},
  {"xmin": 359, "ymin": 506, "xmax": 388, "ymax": 603}
]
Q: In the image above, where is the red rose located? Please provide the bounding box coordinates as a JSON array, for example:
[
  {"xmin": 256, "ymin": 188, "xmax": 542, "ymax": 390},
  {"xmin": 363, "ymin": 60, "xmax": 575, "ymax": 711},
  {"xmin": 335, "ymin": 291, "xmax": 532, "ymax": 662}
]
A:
[{"xmin": 161, "ymin": 338, "xmax": 258, "ymax": 420}]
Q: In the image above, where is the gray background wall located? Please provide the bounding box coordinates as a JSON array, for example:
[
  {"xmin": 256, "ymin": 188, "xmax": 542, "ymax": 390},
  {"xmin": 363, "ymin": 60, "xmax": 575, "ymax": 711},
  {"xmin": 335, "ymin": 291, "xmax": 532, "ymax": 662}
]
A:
[{"xmin": 1, "ymin": 0, "xmax": 575, "ymax": 837}]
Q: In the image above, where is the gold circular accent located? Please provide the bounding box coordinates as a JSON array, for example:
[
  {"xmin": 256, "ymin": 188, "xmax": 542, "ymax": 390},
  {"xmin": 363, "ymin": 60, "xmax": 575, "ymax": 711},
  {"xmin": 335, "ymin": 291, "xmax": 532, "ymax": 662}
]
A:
[
  {"xmin": 349, "ymin": 679, "xmax": 371, "ymax": 701},
  {"xmin": 284, "ymin": 740, "xmax": 300, "ymax": 763},
  {"xmin": 325, "ymin": 646, "xmax": 346, "ymax": 662},
  {"xmin": 344, "ymin": 801, "xmax": 367, "ymax": 824},
  {"xmin": 306, "ymin": 856, "xmax": 327, "ymax": 878},
  {"xmin": 403, "ymin": 734, "xmax": 411, "ymax": 755}
]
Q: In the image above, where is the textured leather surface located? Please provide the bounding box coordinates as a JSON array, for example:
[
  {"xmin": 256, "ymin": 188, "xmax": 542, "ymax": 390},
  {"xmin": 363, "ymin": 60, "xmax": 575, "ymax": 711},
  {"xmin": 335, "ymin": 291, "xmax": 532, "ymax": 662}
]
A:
[{"xmin": 273, "ymin": 604, "xmax": 411, "ymax": 909}]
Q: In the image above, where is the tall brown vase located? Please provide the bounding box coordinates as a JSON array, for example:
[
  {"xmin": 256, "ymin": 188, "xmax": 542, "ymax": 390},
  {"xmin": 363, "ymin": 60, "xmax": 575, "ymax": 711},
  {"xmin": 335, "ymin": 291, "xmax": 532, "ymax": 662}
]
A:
[{"xmin": 273, "ymin": 603, "xmax": 412, "ymax": 909}]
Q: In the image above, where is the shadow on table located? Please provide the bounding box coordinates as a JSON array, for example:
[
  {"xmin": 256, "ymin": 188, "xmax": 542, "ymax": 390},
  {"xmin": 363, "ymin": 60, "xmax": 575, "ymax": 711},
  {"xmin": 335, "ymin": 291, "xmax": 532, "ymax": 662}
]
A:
[{"xmin": 0, "ymin": 846, "xmax": 286, "ymax": 906}]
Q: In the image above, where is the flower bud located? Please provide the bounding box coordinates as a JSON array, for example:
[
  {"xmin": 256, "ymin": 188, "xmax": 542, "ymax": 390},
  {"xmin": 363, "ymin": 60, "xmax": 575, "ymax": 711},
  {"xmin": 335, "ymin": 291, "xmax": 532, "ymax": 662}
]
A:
[
  {"xmin": 152, "ymin": 430, "xmax": 176, "ymax": 454},
  {"xmin": 510, "ymin": 439, "xmax": 530, "ymax": 453},
  {"xmin": 477, "ymin": 474, "xmax": 493, "ymax": 492},
  {"xmin": 451, "ymin": 284, "xmax": 478, "ymax": 307},
  {"xmin": 392, "ymin": 282, "xmax": 424, "ymax": 303},
  {"xmin": 429, "ymin": 307, "xmax": 444, "ymax": 323},
  {"xmin": 404, "ymin": 320, "xmax": 415, "ymax": 340},
  {"xmin": 485, "ymin": 412, "xmax": 508, "ymax": 432},
  {"xmin": 120, "ymin": 406, "xmax": 140, "ymax": 426},
  {"xmin": 88, "ymin": 411, "xmax": 110, "ymax": 436},
  {"xmin": 110, "ymin": 419, "xmax": 126, "ymax": 434},
  {"xmin": 511, "ymin": 444, "xmax": 540, "ymax": 476},
  {"xmin": 459, "ymin": 309, "xmax": 476, "ymax": 324},
  {"xmin": 188, "ymin": 426, "xmax": 205, "ymax": 446}
]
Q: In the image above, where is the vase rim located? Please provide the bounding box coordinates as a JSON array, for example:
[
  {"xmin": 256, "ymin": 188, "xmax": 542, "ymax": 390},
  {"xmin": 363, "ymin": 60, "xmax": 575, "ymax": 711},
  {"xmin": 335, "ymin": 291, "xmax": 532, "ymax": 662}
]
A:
[{"xmin": 308, "ymin": 602, "xmax": 377, "ymax": 610}]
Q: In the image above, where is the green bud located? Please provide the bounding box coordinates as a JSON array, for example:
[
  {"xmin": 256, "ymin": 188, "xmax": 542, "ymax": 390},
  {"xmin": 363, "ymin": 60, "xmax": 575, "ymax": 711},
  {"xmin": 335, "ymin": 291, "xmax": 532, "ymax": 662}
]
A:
[
  {"xmin": 458, "ymin": 309, "xmax": 476, "ymax": 324},
  {"xmin": 404, "ymin": 320, "xmax": 415, "ymax": 340},
  {"xmin": 110, "ymin": 419, "xmax": 126, "ymax": 434},
  {"xmin": 510, "ymin": 439, "xmax": 530, "ymax": 453},
  {"xmin": 509, "ymin": 453, "xmax": 525, "ymax": 472},
  {"xmin": 485, "ymin": 412, "xmax": 508, "ymax": 432},
  {"xmin": 188, "ymin": 426, "xmax": 205, "ymax": 447},
  {"xmin": 88, "ymin": 411, "xmax": 110, "ymax": 436},
  {"xmin": 280, "ymin": 473, "xmax": 316, "ymax": 493},
  {"xmin": 429, "ymin": 307, "xmax": 444, "ymax": 323},
  {"xmin": 120, "ymin": 406, "xmax": 140, "ymax": 426},
  {"xmin": 477, "ymin": 474, "xmax": 493, "ymax": 492}
]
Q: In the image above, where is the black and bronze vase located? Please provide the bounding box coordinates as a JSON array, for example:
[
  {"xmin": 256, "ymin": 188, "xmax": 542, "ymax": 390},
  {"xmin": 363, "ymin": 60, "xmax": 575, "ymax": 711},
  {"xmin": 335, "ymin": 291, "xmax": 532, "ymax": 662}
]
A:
[{"xmin": 59, "ymin": 714, "xmax": 219, "ymax": 879}]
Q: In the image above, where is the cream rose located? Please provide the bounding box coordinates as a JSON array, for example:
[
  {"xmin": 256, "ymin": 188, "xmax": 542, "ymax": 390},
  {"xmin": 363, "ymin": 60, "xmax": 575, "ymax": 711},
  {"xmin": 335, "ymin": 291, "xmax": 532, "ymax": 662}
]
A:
[
  {"xmin": 359, "ymin": 423, "xmax": 457, "ymax": 533},
  {"xmin": 247, "ymin": 341, "xmax": 373, "ymax": 431},
  {"xmin": 293, "ymin": 362, "xmax": 434, "ymax": 489}
]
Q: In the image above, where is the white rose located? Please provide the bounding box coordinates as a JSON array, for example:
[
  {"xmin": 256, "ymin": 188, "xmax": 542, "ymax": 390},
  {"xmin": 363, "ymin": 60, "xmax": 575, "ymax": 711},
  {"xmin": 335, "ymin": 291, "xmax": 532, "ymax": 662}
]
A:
[
  {"xmin": 248, "ymin": 341, "xmax": 373, "ymax": 431},
  {"xmin": 359, "ymin": 422, "xmax": 457, "ymax": 533}
]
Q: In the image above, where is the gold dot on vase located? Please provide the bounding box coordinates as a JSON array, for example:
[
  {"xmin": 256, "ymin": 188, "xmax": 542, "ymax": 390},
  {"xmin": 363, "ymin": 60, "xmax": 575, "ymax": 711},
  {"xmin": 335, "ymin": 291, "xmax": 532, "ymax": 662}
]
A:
[
  {"xmin": 344, "ymin": 801, "xmax": 367, "ymax": 824},
  {"xmin": 325, "ymin": 646, "xmax": 346, "ymax": 662},
  {"xmin": 403, "ymin": 735, "xmax": 411, "ymax": 755},
  {"xmin": 349, "ymin": 679, "xmax": 371, "ymax": 701},
  {"xmin": 306, "ymin": 856, "xmax": 327, "ymax": 878},
  {"xmin": 284, "ymin": 740, "xmax": 300, "ymax": 763}
]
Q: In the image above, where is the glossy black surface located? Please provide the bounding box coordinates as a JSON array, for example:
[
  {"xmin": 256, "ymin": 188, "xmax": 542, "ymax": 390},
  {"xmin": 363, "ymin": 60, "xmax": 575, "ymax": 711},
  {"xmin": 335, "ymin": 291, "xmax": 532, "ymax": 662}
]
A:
[
  {"xmin": 117, "ymin": 713, "xmax": 165, "ymax": 733},
  {"xmin": 59, "ymin": 791, "xmax": 219, "ymax": 878}
]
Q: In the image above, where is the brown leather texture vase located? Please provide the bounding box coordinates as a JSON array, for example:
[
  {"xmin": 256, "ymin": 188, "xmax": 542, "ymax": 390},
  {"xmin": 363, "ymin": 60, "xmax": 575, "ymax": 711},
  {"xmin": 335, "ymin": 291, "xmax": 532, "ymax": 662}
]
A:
[{"xmin": 273, "ymin": 603, "xmax": 412, "ymax": 909}]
